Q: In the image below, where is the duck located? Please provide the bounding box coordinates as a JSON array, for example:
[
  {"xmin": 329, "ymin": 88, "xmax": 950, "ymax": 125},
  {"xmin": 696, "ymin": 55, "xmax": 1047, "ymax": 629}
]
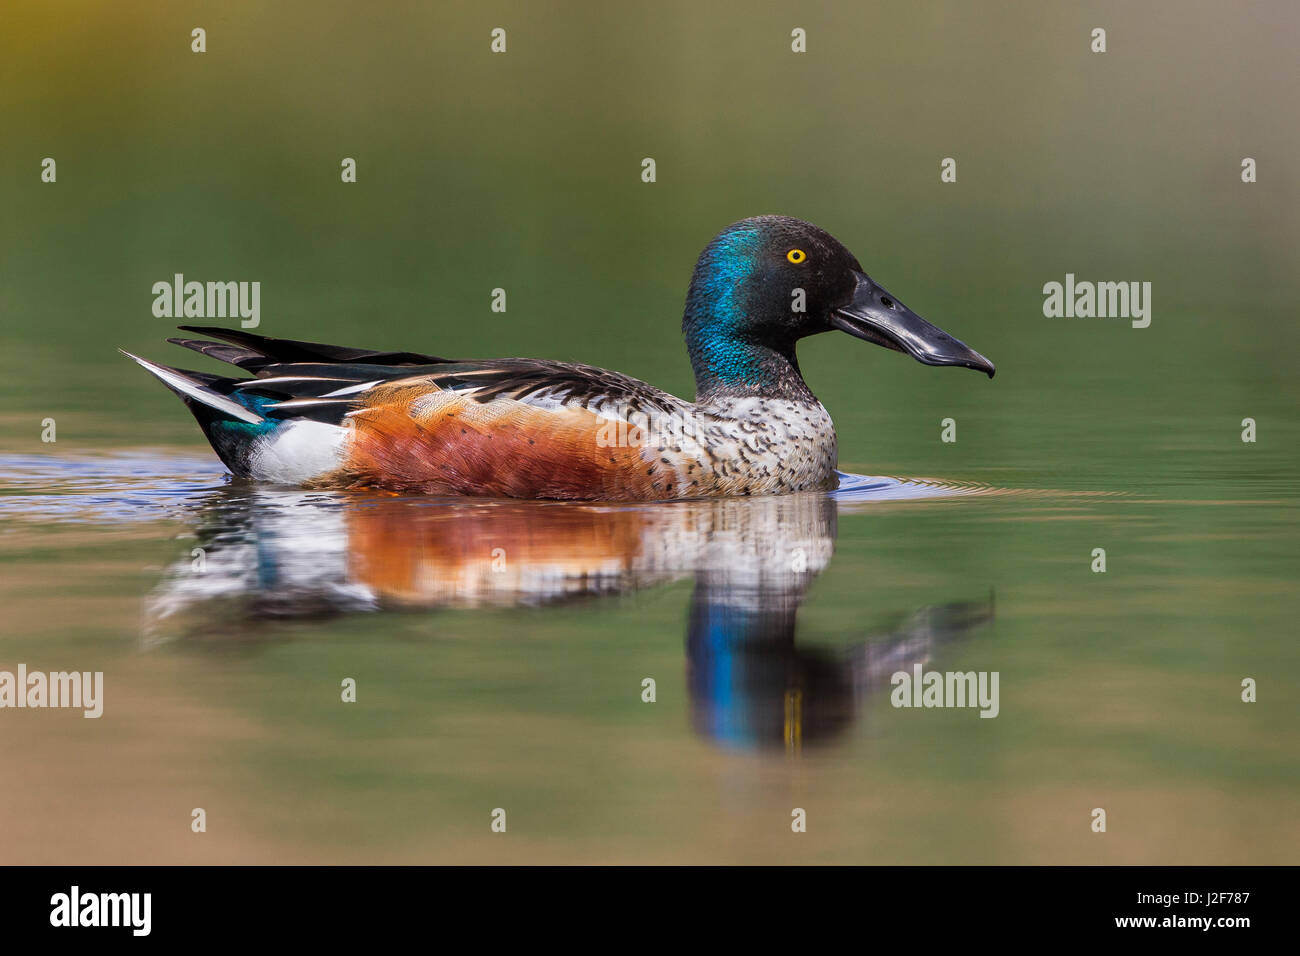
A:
[{"xmin": 123, "ymin": 216, "xmax": 994, "ymax": 500}]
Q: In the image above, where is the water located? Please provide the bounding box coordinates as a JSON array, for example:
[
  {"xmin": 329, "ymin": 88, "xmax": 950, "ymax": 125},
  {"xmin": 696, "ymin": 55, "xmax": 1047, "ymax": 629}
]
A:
[
  {"xmin": 2, "ymin": 451, "xmax": 1295, "ymax": 863},
  {"xmin": 2, "ymin": 0, "xmax": 1297, "ymax": 864}
]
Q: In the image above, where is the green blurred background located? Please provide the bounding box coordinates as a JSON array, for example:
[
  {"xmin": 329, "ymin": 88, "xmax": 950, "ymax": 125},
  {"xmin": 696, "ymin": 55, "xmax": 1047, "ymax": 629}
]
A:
[
  {"xmin": 3, "ymin": 0, "xmax": 1297, "ymax": 478},
  {"xmin": 1, "ymin": 1, "xmax": 1297, "ymax": 864}
]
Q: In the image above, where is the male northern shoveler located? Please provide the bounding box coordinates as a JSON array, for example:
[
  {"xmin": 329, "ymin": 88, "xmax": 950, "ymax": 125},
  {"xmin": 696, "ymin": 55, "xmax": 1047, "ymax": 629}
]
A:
[{"xmin": 124, "ymin": 216, "xmax": 994, "ymax": 500}]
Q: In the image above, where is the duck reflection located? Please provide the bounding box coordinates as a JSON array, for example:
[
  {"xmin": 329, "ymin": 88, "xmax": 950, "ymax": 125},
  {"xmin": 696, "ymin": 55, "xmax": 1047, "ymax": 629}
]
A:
[{"xmin": 148, "ymin": 487, "xmax": 991, "ymax": 750}]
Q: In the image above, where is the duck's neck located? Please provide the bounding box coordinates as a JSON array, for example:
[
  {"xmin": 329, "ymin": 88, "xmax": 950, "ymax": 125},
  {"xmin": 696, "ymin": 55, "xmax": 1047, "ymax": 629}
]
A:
[{"xmin": 685, "ymin": 327, "xmax": 816, "ymax": 404}]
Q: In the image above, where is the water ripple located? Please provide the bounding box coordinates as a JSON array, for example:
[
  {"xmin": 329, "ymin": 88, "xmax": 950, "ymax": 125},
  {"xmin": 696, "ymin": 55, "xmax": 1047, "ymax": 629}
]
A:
[{"xmin": 1, "ymin": 452, "xmax": 996, "ymax": 526}]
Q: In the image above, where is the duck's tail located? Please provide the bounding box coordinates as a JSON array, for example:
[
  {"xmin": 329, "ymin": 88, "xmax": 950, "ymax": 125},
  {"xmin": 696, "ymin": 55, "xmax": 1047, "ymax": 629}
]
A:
[
  {"xmin": 121, "ymin": 350, "xmax": 266, "ymax": 426},
  {"xmin": 121, "ymin": 347, "xmax": 351, "ymax": 483},
  {"xmin": 121, "ymin": 350, "xmax": 277, "ymax": 477},
  {"xmin": 124, "ymin": 325, "xmax": 454, "ymax": 484}
]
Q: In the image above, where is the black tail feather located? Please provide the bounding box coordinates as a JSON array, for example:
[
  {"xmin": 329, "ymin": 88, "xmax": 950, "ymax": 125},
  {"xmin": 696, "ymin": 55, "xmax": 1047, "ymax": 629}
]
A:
[
  {"xmin": 166, "ymin": 337, "xmax": 269, "ymax": 370},
  {"xmin": 175, "ymin": 325, "xmax": 449, "ymax": 368}
]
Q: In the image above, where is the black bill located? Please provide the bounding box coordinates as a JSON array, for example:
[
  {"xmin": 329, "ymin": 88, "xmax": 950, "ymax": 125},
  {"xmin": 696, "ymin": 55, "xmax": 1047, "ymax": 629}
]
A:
[{"xmin": 830, "ymin": 271, "xmax": 995, "ymax": 378}]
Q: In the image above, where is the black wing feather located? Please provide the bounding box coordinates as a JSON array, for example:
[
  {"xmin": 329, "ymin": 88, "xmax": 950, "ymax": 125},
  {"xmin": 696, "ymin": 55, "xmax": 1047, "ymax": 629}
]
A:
[{"xmin": 166, "ymin": 326, "xmax": 686, "ymax": 418}]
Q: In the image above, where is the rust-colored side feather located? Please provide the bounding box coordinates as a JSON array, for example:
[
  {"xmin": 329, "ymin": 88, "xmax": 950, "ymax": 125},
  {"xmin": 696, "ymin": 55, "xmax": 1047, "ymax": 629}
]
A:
[{"xmin": 320, "ymin": 382, "xmax": 674, "ymax": 500}]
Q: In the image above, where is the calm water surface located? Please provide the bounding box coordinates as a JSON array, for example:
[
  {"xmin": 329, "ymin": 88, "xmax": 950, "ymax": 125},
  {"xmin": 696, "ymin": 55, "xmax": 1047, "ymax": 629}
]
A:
[{"xmin": 1, "ymin": 450, "xmax": 1294, "ymax": 863}]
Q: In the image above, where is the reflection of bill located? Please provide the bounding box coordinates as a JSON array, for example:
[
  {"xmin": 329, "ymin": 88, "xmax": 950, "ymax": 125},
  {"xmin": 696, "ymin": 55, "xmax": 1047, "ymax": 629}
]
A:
[
  {"xmin": 689, "ymin": 584, "xmax": 993, "ymax": 751},
  {"xmin": 146, "ymin": 487, "xmax": 990, "ymax": 751}
]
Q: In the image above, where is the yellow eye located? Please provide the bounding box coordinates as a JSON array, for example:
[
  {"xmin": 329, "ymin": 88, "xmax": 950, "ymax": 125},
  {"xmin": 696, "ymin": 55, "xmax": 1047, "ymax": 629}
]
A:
[{"xmin": 786, "ymin": 248, "xmax": 807, "ymax": 264}]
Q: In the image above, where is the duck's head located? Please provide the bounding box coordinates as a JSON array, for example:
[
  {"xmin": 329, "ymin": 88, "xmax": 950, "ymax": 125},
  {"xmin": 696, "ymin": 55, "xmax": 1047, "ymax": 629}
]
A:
[{"xmin": 682, "ymin": 215, "xmax": 995, "ymax": 399}]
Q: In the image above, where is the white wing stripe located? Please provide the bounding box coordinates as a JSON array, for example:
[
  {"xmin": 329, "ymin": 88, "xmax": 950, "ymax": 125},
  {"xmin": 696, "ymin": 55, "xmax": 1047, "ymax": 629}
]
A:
[{"xmin": 321, "ymin": 380, "xmax": 383, "ymax": 397}]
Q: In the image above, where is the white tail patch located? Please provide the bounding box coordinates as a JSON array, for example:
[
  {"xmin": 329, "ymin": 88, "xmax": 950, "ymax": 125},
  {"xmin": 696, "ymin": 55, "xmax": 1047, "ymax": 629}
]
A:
[
  {"xmin": 122, "ymin": 351, "xmax": 264, "ymax": 424},
  {"xmin": 249, "ymin": 420, "xmax": 348, "ymax": 484}
]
